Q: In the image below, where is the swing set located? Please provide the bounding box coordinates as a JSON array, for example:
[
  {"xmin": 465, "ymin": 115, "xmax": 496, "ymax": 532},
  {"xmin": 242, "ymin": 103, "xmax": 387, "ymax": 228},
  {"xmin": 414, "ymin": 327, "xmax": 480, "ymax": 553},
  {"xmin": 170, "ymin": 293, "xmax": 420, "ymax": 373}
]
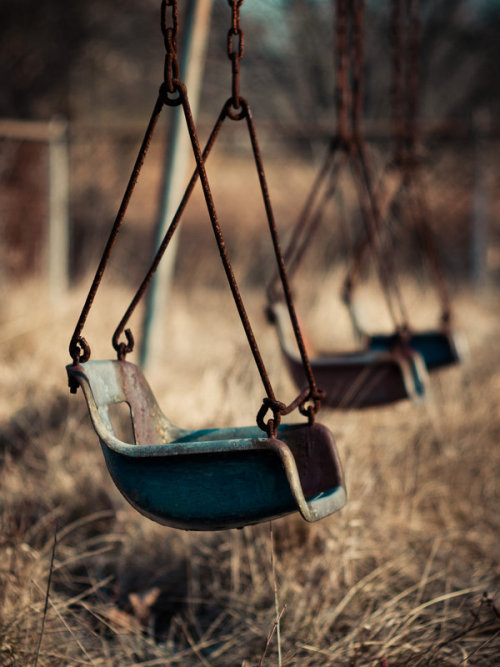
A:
[
  {"xmin": 67, "ymin": 0, "xmax": 346, "ymax": 531},
  {"xmin": 67, "ymin": 0, "xmax": 461, "ymax": 530}
]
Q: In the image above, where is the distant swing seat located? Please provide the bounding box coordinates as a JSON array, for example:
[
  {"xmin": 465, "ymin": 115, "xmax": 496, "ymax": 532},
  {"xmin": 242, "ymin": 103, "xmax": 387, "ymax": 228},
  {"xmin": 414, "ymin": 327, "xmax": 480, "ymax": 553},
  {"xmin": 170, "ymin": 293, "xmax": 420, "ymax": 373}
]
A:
[
  {"xmin": 367, "ymin": 329, "xmax": 464, "ymax": 371},
  {"xmin": 67, "ymin": 360, "xmax": 346, "ymax": 530},
  {"xmin": 268, "ymin": 303, "xmax": 428, "ymax": 409}
]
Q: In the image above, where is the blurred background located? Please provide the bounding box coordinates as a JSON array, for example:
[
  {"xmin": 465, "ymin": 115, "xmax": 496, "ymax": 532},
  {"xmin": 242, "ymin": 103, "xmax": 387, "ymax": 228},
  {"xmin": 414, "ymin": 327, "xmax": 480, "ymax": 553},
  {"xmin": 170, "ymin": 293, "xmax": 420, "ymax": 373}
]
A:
[
  {"xmin": 1, "ymin": 2, "xmax": 499, "ymax": 665},
  {"xmin": 0, "ymin": 0, "xmax": 498, "ymax": 294}
]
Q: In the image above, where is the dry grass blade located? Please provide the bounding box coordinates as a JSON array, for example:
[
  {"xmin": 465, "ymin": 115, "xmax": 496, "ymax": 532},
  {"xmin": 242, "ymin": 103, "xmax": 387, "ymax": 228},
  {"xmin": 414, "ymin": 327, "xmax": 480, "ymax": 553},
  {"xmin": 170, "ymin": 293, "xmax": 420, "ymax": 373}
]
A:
[
  {"xmin": 258, "ymin": 606, "xmax": 286, "ymax": 667},
  {"xmin": 34, "ymin": 528, "xmax": 57, "ymax": 667}
]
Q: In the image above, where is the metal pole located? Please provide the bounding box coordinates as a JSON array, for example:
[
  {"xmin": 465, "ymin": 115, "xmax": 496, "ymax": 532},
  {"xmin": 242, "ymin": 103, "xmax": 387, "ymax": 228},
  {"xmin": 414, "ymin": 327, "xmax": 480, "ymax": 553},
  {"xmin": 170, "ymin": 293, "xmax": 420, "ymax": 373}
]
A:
[
  {"xmin": 140, "ymin": 0, "xmax": 213, "ymax": 371},
  {"xmin": 48, "ymin": 118, "xmax": 69, "ymax": 301}
]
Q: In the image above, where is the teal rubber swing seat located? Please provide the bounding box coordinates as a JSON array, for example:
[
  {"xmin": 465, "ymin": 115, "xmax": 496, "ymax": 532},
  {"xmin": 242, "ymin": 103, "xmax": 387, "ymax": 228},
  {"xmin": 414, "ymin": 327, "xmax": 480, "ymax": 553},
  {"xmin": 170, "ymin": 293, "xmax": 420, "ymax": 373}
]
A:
[{"xmin": 67, "ymin": 361, "xmax": 346, "ymax": 530}]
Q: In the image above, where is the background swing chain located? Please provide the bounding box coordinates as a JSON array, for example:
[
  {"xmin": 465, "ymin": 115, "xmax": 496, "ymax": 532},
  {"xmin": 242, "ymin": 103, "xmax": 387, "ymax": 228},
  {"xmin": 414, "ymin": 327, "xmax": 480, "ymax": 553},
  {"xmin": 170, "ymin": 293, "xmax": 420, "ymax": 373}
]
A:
[
  {"xmin": 335, "ymin": 0, "xmax": 350, "ymax": 141},
  {"xmin": 405, "ymin": 0, "xmax": 419, "ymax": 167},
  {"xmin": 399, "ymin": 0, "xmax": 453, "ymax": 325},
  {"xmin": 350, "ymin": 0, "xmax": 364, "ymax": 143},
  {"xmin": 265, "ymin": 0, "xmax": 352, "ymax": 300},
  {"xmin": 391, "ymin": 0, "xmax": 405, "ymax": 166},
  {"xmin": 350, "ymin": 0, "xmax": 411, "ymax": 333},
  {"xmin": 268, "ymin": 0, "xmax": 409, "ymax": 338}
]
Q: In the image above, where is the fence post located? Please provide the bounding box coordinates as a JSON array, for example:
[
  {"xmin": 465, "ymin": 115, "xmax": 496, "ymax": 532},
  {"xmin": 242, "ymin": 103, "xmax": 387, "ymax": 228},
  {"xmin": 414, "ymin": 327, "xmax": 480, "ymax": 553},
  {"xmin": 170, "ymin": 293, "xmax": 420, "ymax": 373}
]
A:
[{"xmin": 48, "ymin": 118, "xmax": 69, "ymax": 301}]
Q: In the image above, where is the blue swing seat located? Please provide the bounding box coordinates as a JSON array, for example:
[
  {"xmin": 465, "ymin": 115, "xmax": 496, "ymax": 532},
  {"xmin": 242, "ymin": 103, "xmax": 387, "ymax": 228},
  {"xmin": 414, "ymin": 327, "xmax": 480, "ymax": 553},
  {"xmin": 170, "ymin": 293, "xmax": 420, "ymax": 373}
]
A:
[
  {"xmin": 368, "ymin": 329, "xmax": 464, "ymax": 371},
  {"xmin": 67, "ymin": 360, "xmax": 346, "ymax": 530}
]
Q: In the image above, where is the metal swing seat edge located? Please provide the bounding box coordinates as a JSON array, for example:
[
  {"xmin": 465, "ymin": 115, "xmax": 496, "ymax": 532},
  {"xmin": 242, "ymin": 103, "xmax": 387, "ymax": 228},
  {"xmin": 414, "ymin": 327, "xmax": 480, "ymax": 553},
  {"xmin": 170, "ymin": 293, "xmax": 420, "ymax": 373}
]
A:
[
  {"xmin": 268, "ymin": 301, "xmax": 428, "ymax": 409},
  {"xmin": 67, "ymin": 359, "xmax": 346, "ymax": 531}
]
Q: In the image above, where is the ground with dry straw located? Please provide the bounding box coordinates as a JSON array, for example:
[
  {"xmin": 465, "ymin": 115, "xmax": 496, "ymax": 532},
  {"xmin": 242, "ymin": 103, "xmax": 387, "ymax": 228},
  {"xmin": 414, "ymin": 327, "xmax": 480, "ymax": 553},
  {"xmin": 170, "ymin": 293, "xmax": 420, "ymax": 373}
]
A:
[
  {"xmin": 1, "ymin": 264, "xmax": 499, "ymax": 666},
  {"xmin": 1, "ymin": 125, "xmax": 499, "ymax": 666}
]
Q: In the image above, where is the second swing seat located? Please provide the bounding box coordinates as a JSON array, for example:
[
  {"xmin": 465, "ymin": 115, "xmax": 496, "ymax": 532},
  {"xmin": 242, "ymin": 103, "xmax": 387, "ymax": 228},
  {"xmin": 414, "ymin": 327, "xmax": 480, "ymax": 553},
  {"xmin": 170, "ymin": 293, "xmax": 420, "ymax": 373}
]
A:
[{"xmin": 268, "ymin": 302, "xmax": 428, "ymax": 409}]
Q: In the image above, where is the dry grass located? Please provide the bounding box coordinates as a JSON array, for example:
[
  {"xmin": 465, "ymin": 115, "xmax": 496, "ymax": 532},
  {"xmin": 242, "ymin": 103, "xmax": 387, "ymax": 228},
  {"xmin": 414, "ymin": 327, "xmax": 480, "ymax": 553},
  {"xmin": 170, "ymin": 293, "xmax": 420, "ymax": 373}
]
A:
[
  {"xmin": 1, "ymin": 144, "xmax": 499, "ymax": 665},
  {"xmin": 0, "ymin": 269, "xmax": 499, "ymax": 666}
]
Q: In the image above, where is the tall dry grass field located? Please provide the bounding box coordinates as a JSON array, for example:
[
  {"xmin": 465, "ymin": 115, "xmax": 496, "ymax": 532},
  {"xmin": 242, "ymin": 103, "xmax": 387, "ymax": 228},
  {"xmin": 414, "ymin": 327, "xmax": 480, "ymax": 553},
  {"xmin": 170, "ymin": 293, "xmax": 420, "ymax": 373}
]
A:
[{"xmin": 1, "ymin": 152, "xmax": 499, "ymax": 666}]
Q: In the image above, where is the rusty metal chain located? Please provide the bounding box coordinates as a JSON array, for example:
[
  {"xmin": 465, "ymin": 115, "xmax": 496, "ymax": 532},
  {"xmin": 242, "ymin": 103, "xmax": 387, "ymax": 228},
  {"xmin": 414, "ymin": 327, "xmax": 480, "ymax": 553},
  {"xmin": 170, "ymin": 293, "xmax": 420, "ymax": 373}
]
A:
[
  {"xmin": 109, "ymin": 0, "xmax": 323, "ymax": 435},
  {"xmin": 270, "ymin": 0, "xmax": 410, "ymax": 337},
  {"xmin": 161, "ymin": 0, "xmax": 180, "ymax": 94},
  {"xmin": 222, "ymin": 0, "xmax": 323, "ymax": 431},
  {"xmin": 342, "ymin": 0, "xmax": 409, "ymax": 332},
  {"xmin": 335, "ymin": 0, "xmax": 350, "ymax": 141},
  {"xmin": 350, "ymin": 0, "xmax": 364, "ymax": 142},
  {"xmin": 391, "ymin": 0, "xmax": 405, "ymax": 166},
  {"xmin": 340, "ymin": 0, "xmax": 410, "ymax": 334},
  {"xmin": 227, "ymin": 0, "xmax": 244, "ymax": 111},
  {"xmin": 68, "ymin": 98, "xmax": 163, "ymax": 367},
  {"xmin": 268, "ymin": 0, "xmax": 352, "ymax": 295},
  {"xmin": 69, "ymin": 0, "xmax": 182, "ymax": 368},
  {"xmin": 391, "ymin": 0, "xmax": 452, "ymax": 325}
]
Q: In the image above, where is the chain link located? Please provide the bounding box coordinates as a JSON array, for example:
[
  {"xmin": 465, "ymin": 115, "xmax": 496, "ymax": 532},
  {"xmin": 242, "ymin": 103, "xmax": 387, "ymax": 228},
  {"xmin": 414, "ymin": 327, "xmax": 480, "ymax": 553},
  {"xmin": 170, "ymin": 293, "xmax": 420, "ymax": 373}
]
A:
[
  {"xmin": 161, "ymin": 0, "xmax": 180, "ymax": 94},
  {"xmin": 227, "ymin": 0, "xmax": 245, "ymax": 110}
]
